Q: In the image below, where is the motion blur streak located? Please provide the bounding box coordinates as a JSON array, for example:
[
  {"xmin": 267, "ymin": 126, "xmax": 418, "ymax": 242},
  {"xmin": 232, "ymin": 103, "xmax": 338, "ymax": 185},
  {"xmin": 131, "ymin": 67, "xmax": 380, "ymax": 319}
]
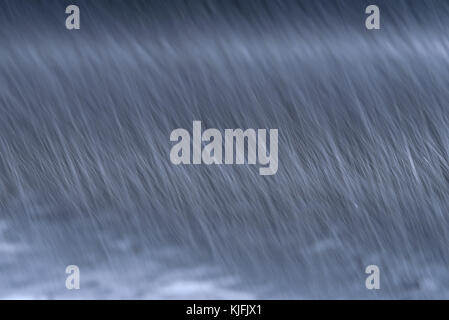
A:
[{"xmin": 1, "ymin": 0, "xmax": 449, "ymax": 298}]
